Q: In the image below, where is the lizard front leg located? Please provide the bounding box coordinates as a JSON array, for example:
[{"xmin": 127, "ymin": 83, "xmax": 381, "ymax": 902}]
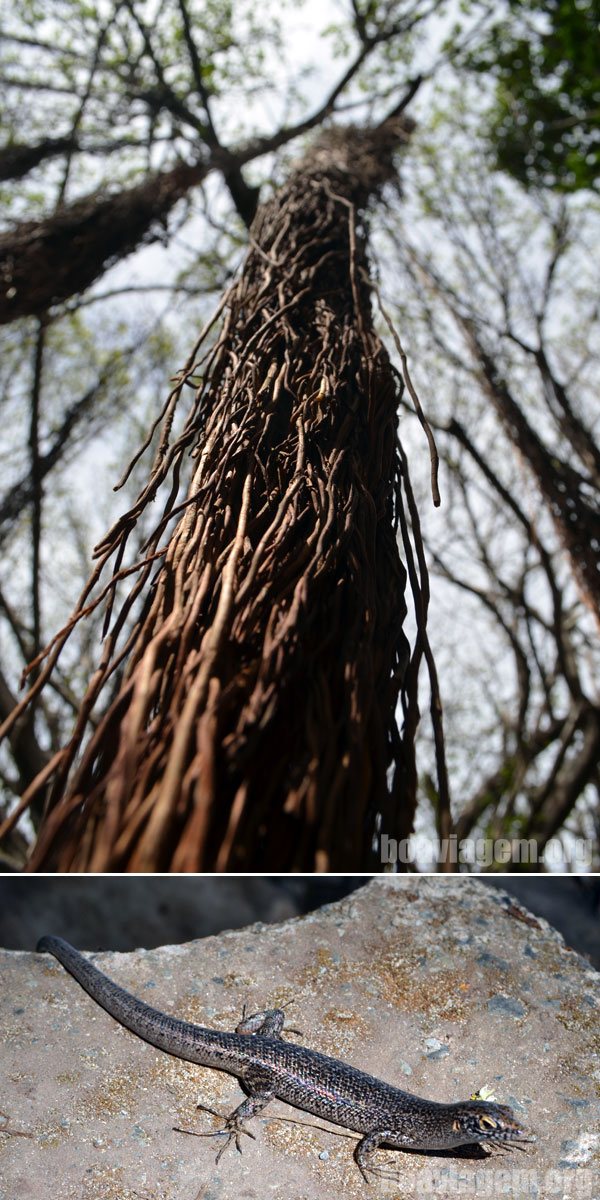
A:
[
  {"xmin": 235, "ymin": 1003, "xmax": 301, "ymax": 1039},
  {"xmin": 354, "ymin": 1129, "xmax": 402, "ymax": 1183},
  {"xmin": 235, "ymin": 1008, "xmax": 286, "ymax": 1037}
]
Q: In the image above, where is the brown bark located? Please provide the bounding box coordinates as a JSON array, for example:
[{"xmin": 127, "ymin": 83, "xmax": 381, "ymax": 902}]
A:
[
  {"xmin": 0, "ymin": 162, "xmax": 206, "ymax": 324},
  {"xmin": 15, "ymin": 117, "xmax": 420, "ymax": 872}
]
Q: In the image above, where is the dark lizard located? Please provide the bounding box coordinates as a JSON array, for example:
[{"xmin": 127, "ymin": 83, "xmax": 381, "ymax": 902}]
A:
[{"xmin": 37, "ymin": 935, "xmax": 534, "ymax": 1181}]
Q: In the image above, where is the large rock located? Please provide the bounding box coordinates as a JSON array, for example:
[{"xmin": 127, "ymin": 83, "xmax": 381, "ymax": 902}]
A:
[{"xmin": 1, "ymin": 877, "xmax": 598, "ymax": 1199}]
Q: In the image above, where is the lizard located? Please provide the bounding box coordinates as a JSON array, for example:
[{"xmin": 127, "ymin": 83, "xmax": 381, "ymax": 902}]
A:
[{"xmin": 36, "ymin": 935, "xmax": 534, "ymax": 1181}]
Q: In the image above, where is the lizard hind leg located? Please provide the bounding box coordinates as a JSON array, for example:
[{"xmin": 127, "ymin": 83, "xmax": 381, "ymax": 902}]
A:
[
  {"xmin": 197, "ymin": 1066, "xmax": 277, "ymax": 1164},
  {"xmin": 193, "ymin": 1100, "xmax": 257, "ymax": 1163}
]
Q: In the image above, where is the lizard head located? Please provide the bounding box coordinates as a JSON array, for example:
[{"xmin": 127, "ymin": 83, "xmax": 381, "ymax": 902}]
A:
[{"xmin": 448, "ymin": 1100, "xmax": 534, "ymax": 1148}]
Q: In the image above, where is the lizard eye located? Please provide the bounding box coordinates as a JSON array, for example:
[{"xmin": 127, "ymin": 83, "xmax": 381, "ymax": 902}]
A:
[{"xmin": 479, "ymin": 1115, "xmax": 498, "ymax": 1130}]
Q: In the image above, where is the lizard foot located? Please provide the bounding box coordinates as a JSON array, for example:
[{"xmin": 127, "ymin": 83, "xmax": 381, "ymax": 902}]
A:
[{"xmin": 189, "ymin": 1102, "xmax": 256, "ymax": 1162}]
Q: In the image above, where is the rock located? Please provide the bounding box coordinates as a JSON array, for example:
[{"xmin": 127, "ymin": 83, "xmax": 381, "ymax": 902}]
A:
[{"xmin": 0, "ymin": 877, "xmax": 598, "ymax": 1199}]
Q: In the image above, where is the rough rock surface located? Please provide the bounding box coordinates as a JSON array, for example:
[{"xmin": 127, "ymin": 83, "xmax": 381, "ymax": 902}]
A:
[{"xmin": 1, "ymin": 877, "xmax": 598, "ymax": 1200}]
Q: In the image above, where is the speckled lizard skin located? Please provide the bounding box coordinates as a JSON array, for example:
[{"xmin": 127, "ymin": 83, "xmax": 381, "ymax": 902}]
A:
[{"xmin": 37, "ymin": 935, "xmax": 533, "ymax": 1180}]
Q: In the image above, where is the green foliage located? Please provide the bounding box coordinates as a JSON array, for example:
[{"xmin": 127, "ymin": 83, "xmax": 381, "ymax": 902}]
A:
[{"xmin": 463, "ymin": 0, "xmax": 600, "ymax": 192}]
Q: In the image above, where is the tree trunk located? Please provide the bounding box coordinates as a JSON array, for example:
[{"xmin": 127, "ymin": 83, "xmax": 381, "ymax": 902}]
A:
[
  {"xmin": 462, "ymin": 321, "xmax": 600, "ymax": 630},
  {"xmin": 25, "ymin": 118, "xmax": 417, "ymax": 872}
]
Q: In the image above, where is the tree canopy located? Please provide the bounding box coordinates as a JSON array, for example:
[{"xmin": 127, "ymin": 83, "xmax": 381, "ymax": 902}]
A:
[{"xmin": 463, "ymin": 0, "xmax": 600, "ymax": 192}]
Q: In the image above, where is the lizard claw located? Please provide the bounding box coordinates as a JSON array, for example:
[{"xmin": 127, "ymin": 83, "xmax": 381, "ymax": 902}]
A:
[{"xmin": 213, "ymin": 1120, "xmax": 256, "ymax": 1164}]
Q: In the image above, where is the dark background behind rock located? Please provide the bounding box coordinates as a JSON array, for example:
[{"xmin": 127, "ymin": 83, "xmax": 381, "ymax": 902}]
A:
[{"xmin": 0, "ymin": 875, "xmax": 598, "ymax": 968}]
